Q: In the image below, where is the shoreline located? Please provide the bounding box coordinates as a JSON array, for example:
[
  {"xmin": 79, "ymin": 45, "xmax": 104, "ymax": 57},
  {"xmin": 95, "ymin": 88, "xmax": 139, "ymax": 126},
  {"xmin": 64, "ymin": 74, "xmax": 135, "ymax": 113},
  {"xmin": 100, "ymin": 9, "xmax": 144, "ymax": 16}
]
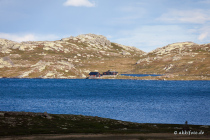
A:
[
  {"xmin": 1, "ymin": 74, "xmax": 210, "ymax": 81},
  {"xmin": 0, "ymin": 111, "xmax": 209, "ymax": 139}
]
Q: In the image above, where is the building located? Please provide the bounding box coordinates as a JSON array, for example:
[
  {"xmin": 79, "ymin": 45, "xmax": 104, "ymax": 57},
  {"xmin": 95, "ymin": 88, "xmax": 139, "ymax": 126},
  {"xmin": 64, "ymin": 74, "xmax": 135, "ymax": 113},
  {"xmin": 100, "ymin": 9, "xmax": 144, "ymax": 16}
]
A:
[
  {"xmin": 103, "ymin": 70, "xmax": 118, "ymax": 75},
  {"xmin": 88, "ymin": 72, "xmax": 101, "ymax": 79}
]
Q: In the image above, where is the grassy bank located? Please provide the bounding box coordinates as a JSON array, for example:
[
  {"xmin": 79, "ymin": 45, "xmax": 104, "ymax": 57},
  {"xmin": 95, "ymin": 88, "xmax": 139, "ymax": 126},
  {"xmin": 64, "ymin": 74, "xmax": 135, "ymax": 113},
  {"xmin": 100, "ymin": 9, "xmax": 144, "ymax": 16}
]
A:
[{"xmin": 0, "ymin": 111, "xmax": 209, "ymax": 137}]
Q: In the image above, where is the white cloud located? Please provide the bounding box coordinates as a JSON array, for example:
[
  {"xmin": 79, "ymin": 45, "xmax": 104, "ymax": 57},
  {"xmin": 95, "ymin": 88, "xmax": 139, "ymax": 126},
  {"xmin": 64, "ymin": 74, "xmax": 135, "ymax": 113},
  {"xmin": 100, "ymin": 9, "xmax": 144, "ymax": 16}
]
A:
[
  {"xmin": 197, "ymin": 26, "xmax": 210, "ymax": 41},
  {"xmin": 109, "ymin": 6, "xmax": 146, "ymax": 25},
  {"xmin": 199, "ymin": 0, "xmax": 210, "ymax": 4},
  {"xmin": 198, "ymin": 32, "xmax": 208, "ymax": 41},
  {"xmin": 112, "ymin": 25, "xmax": 196, "ymax": 52},
  {"xmin": 0, "ymin": 33, "xmax": 60, "ymax": 42},
  {"xmin": 112, "ymin": 15, "xmax": 143, "ymax": 25},
  {"xmin": 106, "ymin": 35, "xmax": 113, "ymax": 39},
  {"xmin": 0, "ymin": 33, "xmax": 36, "ymax": 42},
  {"xmin": 63, "ymin": 0, "xmax": 95, "ymax": 7},
  {"xmin": 157, "ymin": 9, "xmax": 210, "ymax": 24}
]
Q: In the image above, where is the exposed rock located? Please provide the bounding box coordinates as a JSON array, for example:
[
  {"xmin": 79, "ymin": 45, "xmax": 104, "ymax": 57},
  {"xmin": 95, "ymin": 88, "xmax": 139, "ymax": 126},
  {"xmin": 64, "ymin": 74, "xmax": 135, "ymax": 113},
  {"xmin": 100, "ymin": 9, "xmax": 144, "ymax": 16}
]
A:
[
  {"xmin": 83, "ymin": 70, "xmax": 90, "ymax": 73},
  {"xmin": 19, "ymin": 70, "xmax": 34, "ymax": 78},
  {"xmin": 31, "ymin": 60, "xmax": 51, "ymax": 72},
  {"xmin": 150, "ymin": 42, "xmax": 196, "ymax": 55},
  {"xmin": 77, "ymin": 34, "xmax": 111, "ymax": 46},
  {"xmin": 43, "ymin": 112, "xmax": 52, "ymax": 119},
  {"xmin": 0, "ymin": 39, "xmax": 38, "ymax": 52},
  {"xmin": 43, "ymin": 42, "xmax": 63, "ymax": 52},
  {"xmin": 1, "ymin": 35, "xmax": 208, "ymax": 79},
  {"xmin": 122, "ymin": 51, "xmax": 131, "ymax": 55},
  {"xmin": 135, "ymin": 42, "xmax": 210, "ymax": 76},
  {"xmin": 136, "ymin": 57, "xmax": 151, "ymax": 64},
  {"xmin": 172, "ymin": 56, "xmax": 182, "ymax": 61},
  {"xmin": 0, "ymin": 112, "xmax": 5, "ymax": 117},
  {"xmin": 0, "ymin": 56, "xmax": 14, "ymax": 68},
  {"xmin": 163, "ymin": 64, "xmax": 174, "ymax": 71},
  {"xmin": 0, "ymin": 47, "xmax": 12, "ymax": 53},
  {"xmin": 200, "ymin": 125, "xmax": 209, "ymax": 128},
  {"xmin": 112, "ymin": 43, "xmax": 144, "ymax": 54},
  {"xmin": 57, "ymin": 60, "xmax": 74, "ymax": 69},
  {"xmin": 61, "ymin": 38, "xmax": 70, "ymax": 42},
  {"xmin": 9, "ymin": 54, "xmax": 21, "ymax": 58},
  {"xmin": 104, "ymin": 126, "xmax": 109, "ymax": 129},
  {"xmin": 44, "ymin": 71, "xmax": 56, "ymax": 78}
]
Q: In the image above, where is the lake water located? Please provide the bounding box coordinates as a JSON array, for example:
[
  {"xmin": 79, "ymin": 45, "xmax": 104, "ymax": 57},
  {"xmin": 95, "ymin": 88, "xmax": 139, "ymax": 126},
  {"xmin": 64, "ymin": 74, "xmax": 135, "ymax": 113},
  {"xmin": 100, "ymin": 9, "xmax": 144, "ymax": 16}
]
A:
[{"xmin": 0, "ymin": 78, "xmax": 209, "ymax": 125}]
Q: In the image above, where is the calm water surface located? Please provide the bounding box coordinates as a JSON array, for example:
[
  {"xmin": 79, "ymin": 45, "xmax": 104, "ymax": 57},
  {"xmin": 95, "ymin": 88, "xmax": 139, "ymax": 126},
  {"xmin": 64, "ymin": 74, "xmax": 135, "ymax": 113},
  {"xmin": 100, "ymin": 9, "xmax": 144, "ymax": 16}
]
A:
[{"xmin": 0, "ymin": 78, "xmax": 209, "ymax": 125}]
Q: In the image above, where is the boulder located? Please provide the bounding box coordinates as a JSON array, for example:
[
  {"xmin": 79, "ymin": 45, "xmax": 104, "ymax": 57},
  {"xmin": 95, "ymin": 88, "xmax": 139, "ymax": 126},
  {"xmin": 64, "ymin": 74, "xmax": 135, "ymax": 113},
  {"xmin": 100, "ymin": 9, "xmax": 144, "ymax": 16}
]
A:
[
  {"xmin": 0, "ymin": 47, "xmax": 11, "ymax": 53},
  {"xmin": 76, "ymin": 34, "xmax": 111, "ymax": 47},
  {"xmin": 0, "ymin": 112, "xmax": 5, "ymax": 117},
  {"xmin": 73, "ymin": 38, "xmax": 78, "ymax": 41},
  {"xmin": 61, "ymin": 38, "xmax": 70, "ymax": 42},
  {"xmin": 44, "ymin": 72, "xmax": 55, "ymax": 77},
  {"xmin": 12, "ymin": 44, "xmax": 20, "ymax": 49},
  {"xmin": 43, "ymin": 112, "xmax": 52, "ymax": 119},
  {"xmin": 0, "ymin": 56, "xmax": 14, "ymax": 68},
  {"xmin": 122, "ymin": 51, "xmax": 131, "ymax": 55}
]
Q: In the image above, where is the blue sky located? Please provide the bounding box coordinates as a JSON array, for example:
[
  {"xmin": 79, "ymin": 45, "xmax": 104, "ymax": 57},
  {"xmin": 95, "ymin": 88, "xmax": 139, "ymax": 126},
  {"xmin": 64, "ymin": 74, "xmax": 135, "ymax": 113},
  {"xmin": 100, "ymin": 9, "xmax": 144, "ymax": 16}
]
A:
[{"xmin": 0, "ymin": 0, "xmax": 210, "ymax": 52}]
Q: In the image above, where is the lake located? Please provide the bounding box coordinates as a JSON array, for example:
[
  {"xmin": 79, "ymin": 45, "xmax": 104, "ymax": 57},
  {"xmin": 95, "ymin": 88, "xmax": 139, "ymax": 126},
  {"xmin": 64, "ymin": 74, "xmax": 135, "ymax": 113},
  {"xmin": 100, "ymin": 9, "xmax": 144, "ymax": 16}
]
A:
[{"xmin": 0, "ymin": 78, "xmax": 209, "ymax": 125}]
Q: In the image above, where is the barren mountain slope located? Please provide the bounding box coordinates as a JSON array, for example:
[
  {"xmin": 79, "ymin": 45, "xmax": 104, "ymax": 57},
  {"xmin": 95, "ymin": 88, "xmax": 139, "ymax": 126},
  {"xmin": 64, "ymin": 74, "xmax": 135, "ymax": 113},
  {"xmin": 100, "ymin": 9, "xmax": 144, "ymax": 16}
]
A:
[
  {"xmin": 1, "ymin": 34, "xmax": 209, "ymax": 79},
  {"xmin": 135, "ymin": 42, "xmax": 210, "ymax": 76},
  {"xmin": 0, "ymin": 34, "xmax": 145, "ymax": 78}
]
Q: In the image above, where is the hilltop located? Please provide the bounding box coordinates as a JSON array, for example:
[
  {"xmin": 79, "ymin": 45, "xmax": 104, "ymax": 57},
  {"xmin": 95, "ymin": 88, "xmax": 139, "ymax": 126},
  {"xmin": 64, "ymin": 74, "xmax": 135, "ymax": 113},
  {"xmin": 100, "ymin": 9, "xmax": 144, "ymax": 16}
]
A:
[
  {"xmin": 0, "ymin": 34, "xmax": 209, "ymax": 80},
  {"xmin": 134, "ymin": 42, "xmax": 210, "ymax": 80}
]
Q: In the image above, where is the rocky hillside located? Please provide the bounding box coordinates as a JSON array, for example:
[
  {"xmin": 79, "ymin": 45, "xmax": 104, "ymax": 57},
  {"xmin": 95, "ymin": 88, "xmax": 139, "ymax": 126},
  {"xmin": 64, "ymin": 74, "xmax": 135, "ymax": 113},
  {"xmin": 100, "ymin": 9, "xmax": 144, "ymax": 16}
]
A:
[
  {"xmin": 0, "ymin": 34, "xmax": 209, "ymax": 79},
  {"xmin": 135, "ymin": 42, "xmax": 210, "ymax": 77},
  {"xmin": 0, "ymin": 34, "xmax": 145, "ymax": 78}
]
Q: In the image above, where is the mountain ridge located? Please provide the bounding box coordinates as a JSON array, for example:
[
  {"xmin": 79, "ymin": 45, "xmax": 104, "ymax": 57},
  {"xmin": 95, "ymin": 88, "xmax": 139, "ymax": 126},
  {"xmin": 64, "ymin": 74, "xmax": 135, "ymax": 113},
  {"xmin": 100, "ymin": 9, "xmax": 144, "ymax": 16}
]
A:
[
  {"xmin": 0, "ymin": 33, "xmax": 209, "ymax": 80},
  {"xmin": 0, "ymin": 34, "xmax": 144, "ymax": 78},
  {"xmin": 134, "ymin": 41, "xmax": 210, "ymax": 80}
]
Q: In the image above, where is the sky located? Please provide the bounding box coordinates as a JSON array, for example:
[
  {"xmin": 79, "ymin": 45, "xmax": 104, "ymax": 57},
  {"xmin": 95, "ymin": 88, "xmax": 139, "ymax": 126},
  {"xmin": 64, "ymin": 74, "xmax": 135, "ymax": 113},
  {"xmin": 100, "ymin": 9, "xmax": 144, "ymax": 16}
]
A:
[{"xmin": 0, "ymin": 0, "xmax": 210, "ymax": 52}]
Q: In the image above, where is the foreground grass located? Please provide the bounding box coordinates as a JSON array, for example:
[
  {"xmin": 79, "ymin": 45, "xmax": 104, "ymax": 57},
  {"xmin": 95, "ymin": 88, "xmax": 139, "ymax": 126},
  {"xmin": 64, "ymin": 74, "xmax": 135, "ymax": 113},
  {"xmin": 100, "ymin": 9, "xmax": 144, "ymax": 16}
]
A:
[{"xmin": 0, "ymin": 111, "xmax": 209, "ymax": 137}]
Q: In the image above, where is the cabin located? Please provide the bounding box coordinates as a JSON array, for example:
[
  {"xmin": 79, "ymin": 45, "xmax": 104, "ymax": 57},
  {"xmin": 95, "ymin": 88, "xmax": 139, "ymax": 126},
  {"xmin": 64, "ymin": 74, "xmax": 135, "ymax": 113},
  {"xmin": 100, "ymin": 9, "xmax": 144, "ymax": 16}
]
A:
[
  {"xmin": 87, "ymin": 70, "xmax": 118, "ymax": 79},
  {"xmin": 89, "ymin": 72, "xmax": 101, "ymax": 79},
  {"xmin": 103, "ymin": 70, "xmax": 118, "ymax": 75}
]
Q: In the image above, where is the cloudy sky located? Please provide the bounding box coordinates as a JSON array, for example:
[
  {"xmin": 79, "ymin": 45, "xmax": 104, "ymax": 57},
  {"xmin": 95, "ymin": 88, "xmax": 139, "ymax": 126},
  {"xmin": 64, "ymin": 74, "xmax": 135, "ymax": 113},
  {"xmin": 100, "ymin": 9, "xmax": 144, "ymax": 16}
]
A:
[{"xmin": 0, "ymin": 0, "xmax": 210, "ymax": 52}]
